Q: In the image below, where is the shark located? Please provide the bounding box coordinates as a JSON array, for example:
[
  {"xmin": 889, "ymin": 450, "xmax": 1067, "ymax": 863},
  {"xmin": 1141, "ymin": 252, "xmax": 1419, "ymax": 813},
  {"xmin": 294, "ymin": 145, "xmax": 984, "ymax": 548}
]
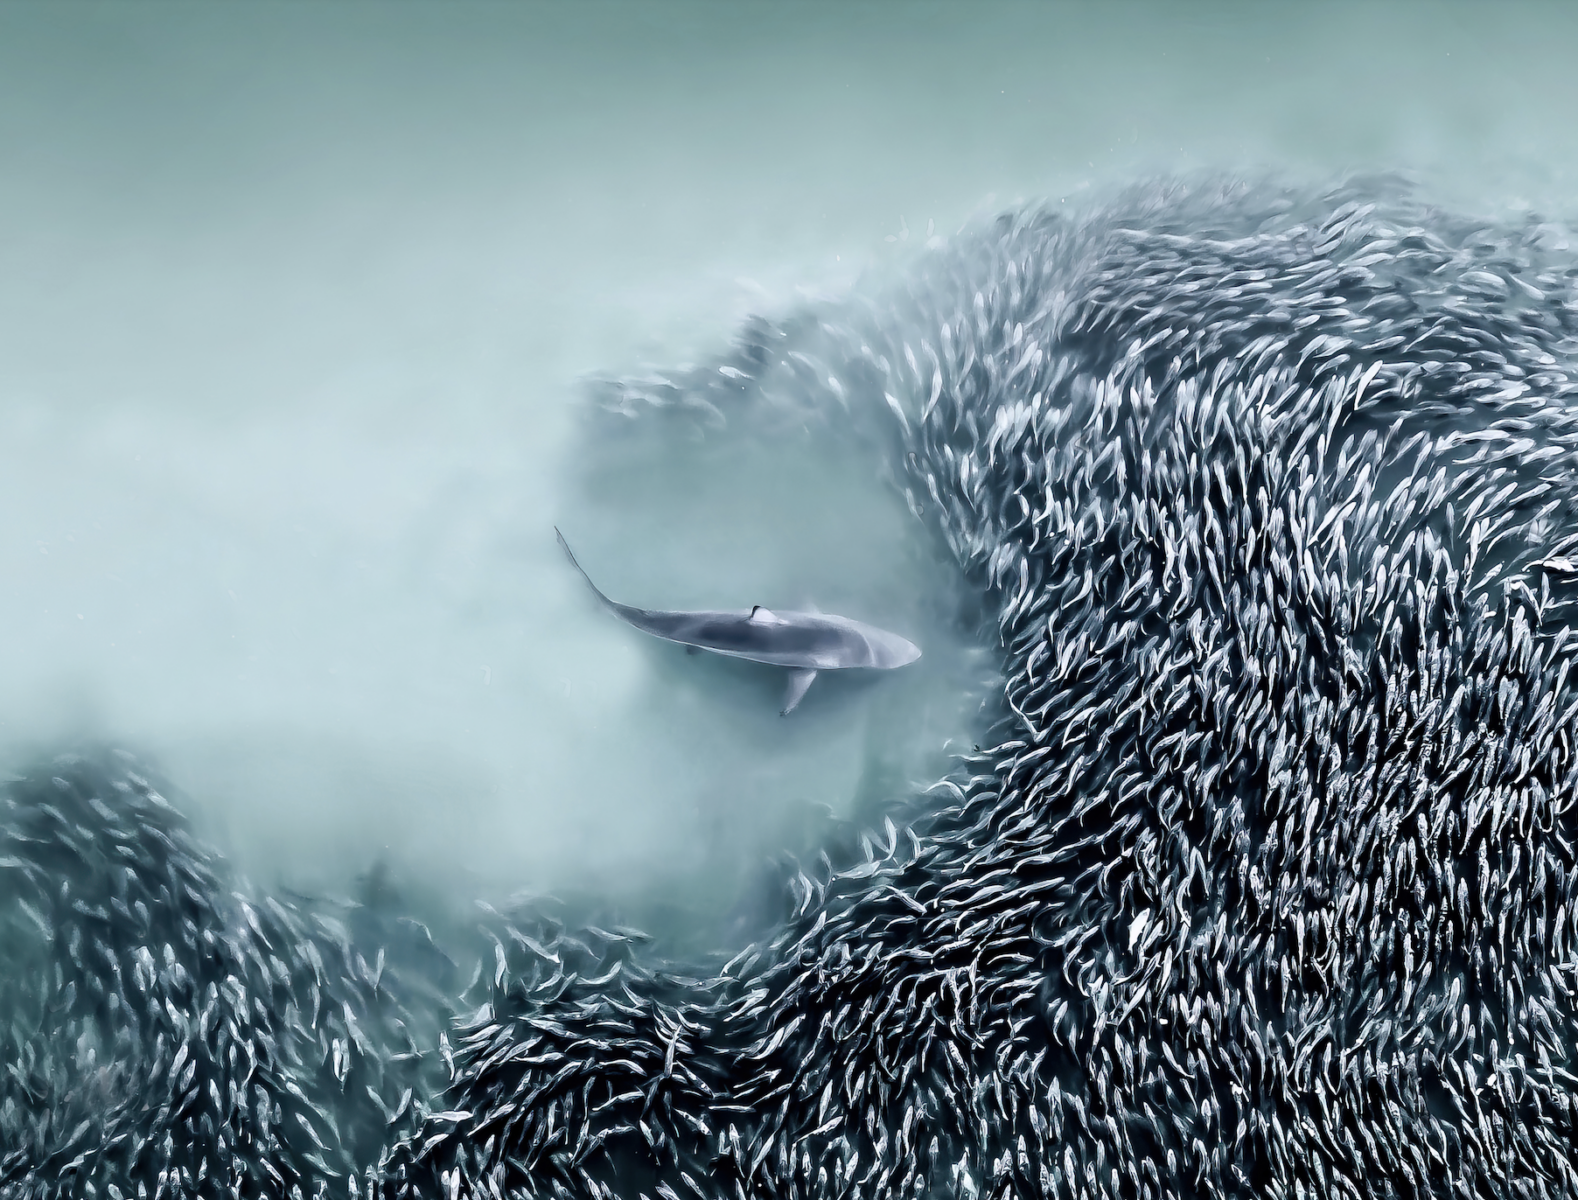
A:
[{"xmin": 555, "ymin": 528, "xmax": 920, "ymax": 715}]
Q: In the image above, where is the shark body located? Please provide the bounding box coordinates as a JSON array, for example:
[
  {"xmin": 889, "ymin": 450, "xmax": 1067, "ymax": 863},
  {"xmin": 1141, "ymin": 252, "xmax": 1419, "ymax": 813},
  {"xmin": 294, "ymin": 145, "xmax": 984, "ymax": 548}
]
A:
[{"xmin": 555, "ymin": 528, "xmax": 920, "ymax": 714}]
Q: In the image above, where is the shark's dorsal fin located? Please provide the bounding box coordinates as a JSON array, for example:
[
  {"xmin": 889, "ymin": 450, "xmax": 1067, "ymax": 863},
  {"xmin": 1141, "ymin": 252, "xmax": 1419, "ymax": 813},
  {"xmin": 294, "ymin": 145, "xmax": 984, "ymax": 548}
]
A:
[{"xmin": 749, "ymin": 605, "xmax": 784, "ymax": 626}]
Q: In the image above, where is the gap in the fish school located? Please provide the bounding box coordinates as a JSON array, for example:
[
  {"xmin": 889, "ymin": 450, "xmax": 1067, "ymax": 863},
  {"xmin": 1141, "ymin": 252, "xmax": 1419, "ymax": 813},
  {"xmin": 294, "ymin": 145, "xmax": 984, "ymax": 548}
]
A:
[{"xmin": 2, "ymin": 1, "xmax": 1576, "ymax": 944}]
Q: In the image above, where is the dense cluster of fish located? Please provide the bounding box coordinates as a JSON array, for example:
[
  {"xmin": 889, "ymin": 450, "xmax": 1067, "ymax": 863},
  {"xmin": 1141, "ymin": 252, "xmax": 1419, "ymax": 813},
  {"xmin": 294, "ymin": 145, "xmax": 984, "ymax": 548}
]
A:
[
  {"xmin": 6, "ymin": 176, "xmax": 1578, "ymax": 1200},
  {"xmin": 0, "ymin": 752, "xmax": 459, "ymax": 1199}
]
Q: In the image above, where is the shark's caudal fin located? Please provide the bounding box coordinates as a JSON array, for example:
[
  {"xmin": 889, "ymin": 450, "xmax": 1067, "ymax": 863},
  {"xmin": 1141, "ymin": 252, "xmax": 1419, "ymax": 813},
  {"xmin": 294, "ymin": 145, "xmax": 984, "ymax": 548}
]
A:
[
  {"xmin": 555, "ymin": 528, "xmax": 618, "ymax": 610},
  {"xmin": 781, "ymin": 668, "xmax": 817, "ymax": 716}
]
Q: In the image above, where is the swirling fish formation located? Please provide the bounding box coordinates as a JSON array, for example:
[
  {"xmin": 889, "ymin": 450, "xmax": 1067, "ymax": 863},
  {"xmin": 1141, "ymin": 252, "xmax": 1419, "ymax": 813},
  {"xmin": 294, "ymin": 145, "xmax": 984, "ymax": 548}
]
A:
[{"xmin": 6, "ymin": 176, "xmax": 1578, "ymax": 1200}]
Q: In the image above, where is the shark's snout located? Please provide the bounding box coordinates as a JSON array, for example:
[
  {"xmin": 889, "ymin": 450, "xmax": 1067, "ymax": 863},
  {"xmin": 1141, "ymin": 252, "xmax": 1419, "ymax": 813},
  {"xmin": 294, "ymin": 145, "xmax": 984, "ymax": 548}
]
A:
[{"xmin": 869, "ymin": 629, "xmax": 922, "ymax": 669}]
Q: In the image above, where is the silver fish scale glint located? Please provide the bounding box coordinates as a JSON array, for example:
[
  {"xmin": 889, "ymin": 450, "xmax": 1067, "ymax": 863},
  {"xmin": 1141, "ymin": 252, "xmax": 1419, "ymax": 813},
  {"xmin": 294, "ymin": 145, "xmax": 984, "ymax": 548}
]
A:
[{"xmin": 7, "ymin": 176, "xmax": 1578, "ymax": 1200}]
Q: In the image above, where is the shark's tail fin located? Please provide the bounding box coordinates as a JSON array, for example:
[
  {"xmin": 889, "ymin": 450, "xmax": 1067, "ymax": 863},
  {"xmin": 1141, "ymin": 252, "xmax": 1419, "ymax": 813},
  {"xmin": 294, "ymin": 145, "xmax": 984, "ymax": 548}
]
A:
[{"xmin": 555, "ymin": 527, "xmax": 617, "ymax": 610}]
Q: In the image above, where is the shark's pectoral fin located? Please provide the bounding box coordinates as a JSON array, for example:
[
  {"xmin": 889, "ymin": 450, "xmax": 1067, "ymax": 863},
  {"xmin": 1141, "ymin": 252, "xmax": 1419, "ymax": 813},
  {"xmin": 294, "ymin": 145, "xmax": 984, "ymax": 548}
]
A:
[
  {"xmin": 685, "ymin": 645, "xmax": 700, "ymax": 655},
  {"xmin": 780, "ymin": 668, "xmax": 818, "ymax": 716}
]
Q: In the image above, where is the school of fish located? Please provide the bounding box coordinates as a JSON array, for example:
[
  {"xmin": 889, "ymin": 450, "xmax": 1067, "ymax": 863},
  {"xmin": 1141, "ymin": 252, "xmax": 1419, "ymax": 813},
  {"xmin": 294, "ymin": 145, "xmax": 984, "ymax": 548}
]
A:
[{"xmin": 5, "ymin": 175, "xmax": 1578, "ymax": 1200}]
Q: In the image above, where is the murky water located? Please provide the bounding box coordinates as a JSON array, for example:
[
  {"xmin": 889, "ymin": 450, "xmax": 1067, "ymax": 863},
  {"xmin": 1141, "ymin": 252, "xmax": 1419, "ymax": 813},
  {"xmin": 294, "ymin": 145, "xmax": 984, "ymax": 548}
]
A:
[{"xmin": 2, "ymin": 1, "xmax": 1575, "ymax": 932}]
